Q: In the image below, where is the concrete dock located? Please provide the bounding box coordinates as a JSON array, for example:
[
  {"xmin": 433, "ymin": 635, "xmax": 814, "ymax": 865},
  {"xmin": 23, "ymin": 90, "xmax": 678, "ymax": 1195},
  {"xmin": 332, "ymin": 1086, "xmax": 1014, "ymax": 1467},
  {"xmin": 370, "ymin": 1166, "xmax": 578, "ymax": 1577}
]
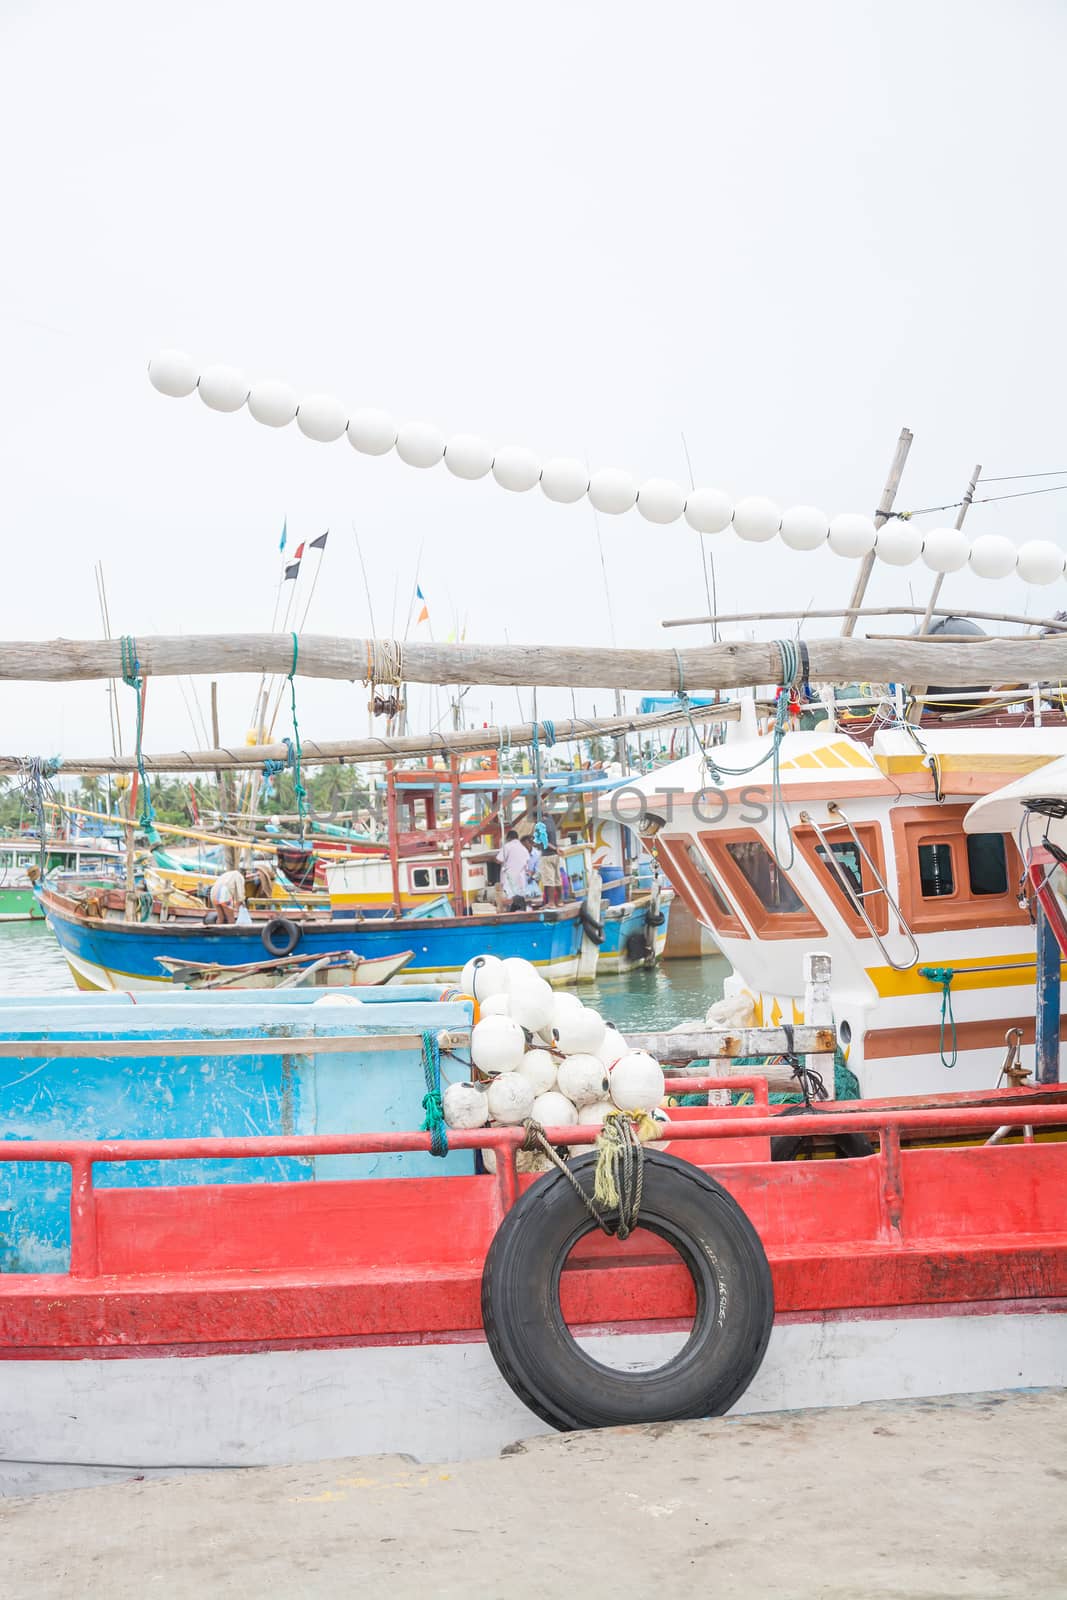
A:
[{"xmin": 3, "ymin": 1389, "xmax": 1066, "ymax": 1598}]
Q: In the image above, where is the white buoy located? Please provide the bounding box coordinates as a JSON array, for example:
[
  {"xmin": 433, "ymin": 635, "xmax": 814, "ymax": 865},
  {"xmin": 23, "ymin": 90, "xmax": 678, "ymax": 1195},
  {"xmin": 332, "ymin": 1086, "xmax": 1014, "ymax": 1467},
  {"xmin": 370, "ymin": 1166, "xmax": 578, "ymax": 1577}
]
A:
[
  {"xmin": 578, "ymin": 1099, "xmax": 615, "ymax": 1124},
  {"xmin": 461, "ymin": 954, "xmax": 507, "ymax": 1001},
  {"xmin": 347, "ymin": 408, "xmax": 397, "ymax": 456},
  {"xmin": 969, "ymin": 534, "xmax": 1018, "ymax": 579},
  {"xmin": 920, "ymin": 526, "xmax": 970, "ymax": 573},
  {"xmin": 556, "ymin": 1007, "xmax": 607, "ymax": 1056},
  {"xmin": 1017, "ymin": 540, "xmax": 1066, "ymax": 586},
  {"xmin": 395, "ymin": 421, "xmax": 445, "ymax": 468},
  {"xmin": 541, "ymin": 457, "xmax": 590, "ymax": 504},
  {"xmin": 588, "ymin": 468, "xmax": 637, "ymax": 515},
  {"xmin": 471, "ymin": 1015, "xmax": 525, "ymax": 1075},
  {"xmin": 557, "ymin": 1053, "xmax": 610, "ymax": 1108},
  {"xmin": 683, "ymin": 487, "xmax": 733, "ymax": 535},
  {"xmin": 311, "ymin": 992, "xmax": 364, "ymax": 1006},
  {"xmin": 148, "ymin": 350, "xmax": 198, "ymax": 398},
  {"xmin": 445, "ymin": 433, "xmax": 494, "ymax": 480},
  {"xmin": 636, "ymin": 478, "xmax": 686, "ymax": 525},
  {"xmin": 517, "ymin": 1049, "xmax": 557, "ymax": 1096},
  {"xmin": 610, "ymin": 1051, "xmax": 665, "ymax": 1113},
  {"xmin": 197, "ymin": 365, "xmax": 248, "ymax": 413},
  {"xmin": 479, "ymin": 993, "xmax": 512, "ymax": 1019},
  {"xmin": 598, "ymin": 1028, "xmax": 629, "ymax": 1067},
  {"xmin": 247, "ymin": 379, "xmax": 298, "ymax": 428},
  {"xmin": 531, "ymin": 1089, "xmax": 578, "ymax": 1127},
  {"xmin": 501, "ymin": 957, "xmax": 539, "ymax": 989},
  {"xmin": 548, "ymin": 991, "xmax": 584, "ymax": 1031},
  {"xmin": 873, "ymin": 522, "xmax": 924, "ymax": 567},
  {"xmin": 779, "ymin": 505, "xmax": 829, "ymax": 551},
  {"xmin": 492, "ymin": 446, "xmax": 541, "ymax": 492},
  {"xmin": 508, "ymin": 975, "xmax": 555, "ymax": 1033},
  {"xmin": 296, "ymin": 393, "xmax": 347, "ymax": 443},
  {"xmin": 442, "ymin": 1080, "xmax": 490, "ymax": 1129},
  {"xmin": 487, "ymin": 1071, "xmax": 536, "ymax": 1124},
  {"xmin": 732, "ymin": 496, "xmax": 781, "ymax": 543},
  {"xmin": 827, "ymin": 513, "xmax": 876, "ymax": 558}
]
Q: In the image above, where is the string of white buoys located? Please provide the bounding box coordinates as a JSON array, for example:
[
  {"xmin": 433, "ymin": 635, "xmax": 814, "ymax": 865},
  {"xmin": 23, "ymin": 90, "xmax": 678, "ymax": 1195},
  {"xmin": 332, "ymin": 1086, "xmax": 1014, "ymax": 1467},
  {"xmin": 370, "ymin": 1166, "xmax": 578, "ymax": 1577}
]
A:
[
  {"xmin": 147, "ymin": 351, "xmax": 1067, "ymax": 586},
  {"xmin": 442, "ymin": 954, "xmax": 668, "ymax": 1174}
]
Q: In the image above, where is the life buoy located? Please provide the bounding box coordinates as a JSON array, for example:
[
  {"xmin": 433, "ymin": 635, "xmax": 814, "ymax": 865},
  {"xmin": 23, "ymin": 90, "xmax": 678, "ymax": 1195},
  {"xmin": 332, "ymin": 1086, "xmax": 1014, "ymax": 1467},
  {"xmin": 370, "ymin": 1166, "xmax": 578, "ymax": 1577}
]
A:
[
  {"xmin": 261, "ymin": 917, "xmax": 301, "ymax": 958},
  {"xmin": 481, "ymin": 1150, "xmax": 774, "ymax": 1431},
  {"xmin": 770, "ymin": 1103, "xmax": 875, "ymax": 1162},
  {"xmin": 579, "ymin": 900, "xmax": 605, "ymax": 945}
]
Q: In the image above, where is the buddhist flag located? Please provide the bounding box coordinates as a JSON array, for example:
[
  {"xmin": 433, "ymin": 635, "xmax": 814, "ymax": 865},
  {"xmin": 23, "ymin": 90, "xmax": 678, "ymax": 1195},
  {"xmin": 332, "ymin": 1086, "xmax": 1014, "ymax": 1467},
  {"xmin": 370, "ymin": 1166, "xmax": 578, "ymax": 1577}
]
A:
[
  {"xmin": 415, "ymin": 584, "xmax": 430, "ymax": 625},
  {"xmin": 310, "ymin": 529, "xmax": 329, "ymax": 551}
]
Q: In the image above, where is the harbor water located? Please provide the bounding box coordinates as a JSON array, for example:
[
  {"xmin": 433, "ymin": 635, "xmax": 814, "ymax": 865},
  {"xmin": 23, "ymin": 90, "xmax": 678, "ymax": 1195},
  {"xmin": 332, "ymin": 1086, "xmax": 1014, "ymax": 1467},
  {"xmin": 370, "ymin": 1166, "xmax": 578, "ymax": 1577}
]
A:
[{"xmin": 0, "ymin": 921, "xmax": 727, "ymax": 1030}]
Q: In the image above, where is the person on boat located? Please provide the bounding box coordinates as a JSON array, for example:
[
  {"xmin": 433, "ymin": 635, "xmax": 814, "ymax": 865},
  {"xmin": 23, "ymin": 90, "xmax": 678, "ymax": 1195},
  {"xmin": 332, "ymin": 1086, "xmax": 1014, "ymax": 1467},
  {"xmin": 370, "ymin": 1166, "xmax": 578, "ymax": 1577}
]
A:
[
  {"xmin": 209, "ymin": 867, "xmax": 246, "ymax": 925},
  {"xmin": 538, "ymin": 841, "xmax": 562, "ymax": 907},
  {"xmin": 497, "ymin": 829, "xmax": 530, "ymax": 911},
  {"xmin": 525, "ymin": 838, "xmax": 542, "ymax": 902}
]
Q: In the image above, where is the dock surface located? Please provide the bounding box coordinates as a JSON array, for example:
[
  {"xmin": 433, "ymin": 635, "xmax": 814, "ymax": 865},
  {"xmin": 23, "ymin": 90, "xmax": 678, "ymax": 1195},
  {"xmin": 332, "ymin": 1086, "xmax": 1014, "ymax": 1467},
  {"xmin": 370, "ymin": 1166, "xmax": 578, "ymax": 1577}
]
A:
[{"xmin": 4, "ymin": 1389, "xmax": 1066, "ymax": 1598}]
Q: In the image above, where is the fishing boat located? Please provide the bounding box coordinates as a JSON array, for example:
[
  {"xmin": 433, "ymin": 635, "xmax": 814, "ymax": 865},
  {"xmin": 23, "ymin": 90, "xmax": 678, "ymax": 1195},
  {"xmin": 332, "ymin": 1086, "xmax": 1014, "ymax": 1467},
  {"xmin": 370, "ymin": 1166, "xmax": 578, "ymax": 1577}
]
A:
[
  {"xmin": 0, "ymin": 972, "xmax": 1064, "ymax": 1496},
  {"xmin": 0, "ymin": 836, "xmax": 124, "ymax": 921},
  {"xmin": 156, "ymin": 947, "xmax": 414, "ymax": 989}
]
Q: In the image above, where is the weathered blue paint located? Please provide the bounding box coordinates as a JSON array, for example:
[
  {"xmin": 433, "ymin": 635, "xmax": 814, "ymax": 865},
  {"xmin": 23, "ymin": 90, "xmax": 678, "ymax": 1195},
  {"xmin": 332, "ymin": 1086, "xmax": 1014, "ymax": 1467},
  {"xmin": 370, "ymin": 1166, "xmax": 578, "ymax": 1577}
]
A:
[
  {"xmin": 1035, "ymin": 899, "xmax": 1061, "ymax": 1084},
  {"xmin": 597, "ymin": 898, "xmax": 672, "ymax": 975},
  {"xmin": 0, "ymin": 993, "xmax": 474, "ymax": 1273}
]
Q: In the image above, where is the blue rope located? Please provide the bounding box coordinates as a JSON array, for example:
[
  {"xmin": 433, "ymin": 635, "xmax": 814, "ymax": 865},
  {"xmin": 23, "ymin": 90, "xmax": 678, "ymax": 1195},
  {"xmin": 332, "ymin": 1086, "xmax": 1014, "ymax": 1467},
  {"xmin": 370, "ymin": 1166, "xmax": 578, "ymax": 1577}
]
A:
[
  {"xmin": 919, "ymin": 967, "xmax": 958, "ymax": 1068},
  {"xmin": 119, "ymin": 636, "xmax": 160, "ymax": 845},
  {"xmin": 541, "ymin": 719, "xmax": 556, "ymax": 749},
  {"xmin": 419, "ymin": 1029, "xmax": 449, "ymax": 1157}
]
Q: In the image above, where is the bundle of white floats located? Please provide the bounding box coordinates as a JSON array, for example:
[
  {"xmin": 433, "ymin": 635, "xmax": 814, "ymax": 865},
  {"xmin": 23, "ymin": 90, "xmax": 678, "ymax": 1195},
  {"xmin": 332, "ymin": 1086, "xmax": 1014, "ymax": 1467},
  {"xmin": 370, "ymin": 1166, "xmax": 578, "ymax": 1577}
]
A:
[{"xmin": 446, "ymin": 954, "xmax": 668, "ymax": 1171}]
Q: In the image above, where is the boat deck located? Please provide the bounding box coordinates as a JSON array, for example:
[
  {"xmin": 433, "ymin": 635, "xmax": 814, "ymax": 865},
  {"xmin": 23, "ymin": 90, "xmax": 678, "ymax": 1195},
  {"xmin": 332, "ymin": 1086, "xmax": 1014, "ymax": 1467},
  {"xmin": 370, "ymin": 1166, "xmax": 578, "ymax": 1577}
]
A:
[{"xmin": 3, "ymin": 1389, "xmax": 1064, "ymax": 1597}]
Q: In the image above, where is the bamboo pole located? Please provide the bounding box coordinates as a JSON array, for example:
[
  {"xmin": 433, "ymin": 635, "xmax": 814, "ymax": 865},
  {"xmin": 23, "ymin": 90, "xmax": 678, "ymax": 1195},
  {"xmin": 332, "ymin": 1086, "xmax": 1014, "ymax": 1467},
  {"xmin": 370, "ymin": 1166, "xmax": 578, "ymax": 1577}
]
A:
[
  {"xmin": 840, "ymin": 427, "xmax": 914, "ymax": 636},
  {"xmin": 661, "ymin": 605, "xmax": 1067, "ymax": 634},
  {"xmin": 16, "ymin": 702, "xmax": 735, "ymax": 778},
  {"xmin": 3, "ymin": 631, "xmax": 1067, "ymax": 694}
]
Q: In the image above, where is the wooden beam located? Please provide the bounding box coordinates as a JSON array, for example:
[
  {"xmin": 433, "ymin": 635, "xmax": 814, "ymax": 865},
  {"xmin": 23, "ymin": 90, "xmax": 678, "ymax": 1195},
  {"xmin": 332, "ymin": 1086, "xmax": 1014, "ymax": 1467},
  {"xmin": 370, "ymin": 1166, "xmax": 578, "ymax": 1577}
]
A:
[{"xmin": 1, "ymin": 631, "xmax": 1067, "ymax": 695}]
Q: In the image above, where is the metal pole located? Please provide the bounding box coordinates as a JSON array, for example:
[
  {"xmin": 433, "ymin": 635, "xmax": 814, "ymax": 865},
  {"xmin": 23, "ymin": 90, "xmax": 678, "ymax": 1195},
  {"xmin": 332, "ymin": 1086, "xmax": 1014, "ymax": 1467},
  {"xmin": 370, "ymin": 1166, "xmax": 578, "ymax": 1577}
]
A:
[
  {"xmin": 840, "ymin": 428, "xmax": 914, "ymax": 636},
  {"xmin": 1035, "ymin": 898, "xmax": 1061, "ymax": 1084},
  {"xmin": 917, "ymin": 465, "xmax": 982, "ymax": 636}
]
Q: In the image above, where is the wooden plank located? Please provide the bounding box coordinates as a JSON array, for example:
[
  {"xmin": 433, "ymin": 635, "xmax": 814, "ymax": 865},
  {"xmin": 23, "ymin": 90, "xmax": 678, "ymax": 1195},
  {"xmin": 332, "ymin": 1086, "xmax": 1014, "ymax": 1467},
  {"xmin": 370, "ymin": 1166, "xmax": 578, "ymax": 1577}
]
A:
[
  {"xmin": 627, "ymin": 1025, "xmax": 837, "ymax": 1062},
  {"xmin": 0, "ymin": 1032, "xmax": 469, "ymax": 1060}
]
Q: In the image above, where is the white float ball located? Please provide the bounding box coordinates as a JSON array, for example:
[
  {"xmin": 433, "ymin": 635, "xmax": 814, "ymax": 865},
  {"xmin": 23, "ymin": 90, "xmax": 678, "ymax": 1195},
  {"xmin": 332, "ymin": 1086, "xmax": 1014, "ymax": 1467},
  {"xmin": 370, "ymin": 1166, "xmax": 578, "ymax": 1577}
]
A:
[
  {"xmin": 1016, "ymin": 540, "xmax": 1065, "ymax": 586},
  {"xmin": 598, "ymin": 1028, "xmax": 629, "ymax": 1067},
  {"xmin": 492, "ymin": 446, "xmax": 541, "ymax": 492},
  {"xmin": 148, "ymin": 350, "xmax": 198, "ymax": 398},
  {"xmin": 518, "ymin": 1049, "xmax": 557, "ymax": 1096},
  {"xmin": 578, "ymin": 1099, "xmax": 615, "ymax": 1125},
  {"xmin": 296, "ymin": 393, "xmax": 347, "ymax": 443},
  {"xmin": 557, "ymin": 1053, "xmax": 610, "ymax": 1108},
  {"xmin": 487, "ymin": 1071, "xmax": 536, "ymax": 1124},
  {"xmin": 588, "ymin": 468, "xmax": 637, "ymax": 515},
  {"xmin": 395, "ymin": 421, "xmax": 445, "ymax": 468},
  {"xmin": 508, "ymin": 976, "xmax": 555, "ymax": 1033},
  {"xmin": 732, "ymin": 496, "xmax": 781, "ymax": 543},
  {"xmin": 541, "ymin": 457, "xmax": 590, "ymax": 504},
  {"xmin": 197, "ymin": 364, "xmax": 248, "ymax": 413},
  {"xmin": 610, "ymin": 1051, "xmax": 665, "ymax": 1113},
  {"xmin": 779, "ymin": 505, "xmax": 829, "ymax": 551},
  {"xmin": 347, "ymin": 408, "xmax": 397, "ymax": 456},
  {"xmin": 827, "ymin": 513, "xmax": 876, "ymax": 558},
  {"xmin": 480, "ymin": 993, "xmax": 512, "ymax": 1019},
  {"xmin": 461, "ymin": 953, "xmax": 507, "ymax": 1001},
  {"xmin": 442, "ymin": 1080, "xmax": 490, "ymax": 1130},
  {"xmin": 556, "ymin": 1007, "xmax": 607, "ymax": 1056},
  {"xmin": 501, "ymin": 957, "xmax": 538, "ymax": 989},
  {"xmin": 247, "ymin": 380, "xmax": 298, "ymax": 428},
  {"xmin": 874, "ymin": 522, "xmax": 924, "ymax": 567},
  {"xmin": 683, "ymin": 487, "xmax": 733, "ymax": 535},
  {"xmin": 637, "ymin": 478, "xmax": 686, "ymax": 525},
  {"xmin": 471, "ymin": 1015, "xmax": 525, "ymax": 1075},
  {"xmin": 921, "ymin": 526, "xmax": 970, "ymax": 573},
  {"xmin": 445, "ymin": 433, "xmax": 493, "ymax": 480},
  {"xmin": 531, "ymin": 1089, "xmax": 578, "ymax": 1128},
  {"xmin": 969, "ymin": 534, "xmax": 1018, "ymax": 580}
]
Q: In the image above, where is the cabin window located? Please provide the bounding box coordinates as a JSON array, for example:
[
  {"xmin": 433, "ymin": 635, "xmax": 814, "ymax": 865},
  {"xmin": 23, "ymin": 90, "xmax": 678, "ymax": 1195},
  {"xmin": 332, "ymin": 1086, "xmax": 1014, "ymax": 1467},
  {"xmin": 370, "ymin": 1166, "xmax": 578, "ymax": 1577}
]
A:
[
  {"xmin": 815, "ymin": 842, "xmax": 863, "ymax": 900},
  {"xmin": 412, "ymin": 867, "xmax": 431, "ymax": 889},
  {"xmin": 652, "ymin": 835, "xmax": 748, "ymax": 938},
  {"xmin": 684, "ymin": 842, "xmax": 732, "ymax": 918},
  {"xmin": 434, "ymin": 866, "xmax": 451, "ymax": 888},
  {"xmin": 793, "ymin": 820, "xmax": 890, "ymax": 937},
  {"xmin": 966, "ymin": 833, "xmax": 1009, "ymax": 896},
  {"xmin": 918, "ymin": 842, "xmax": 955, "ymax": 898},
  {"xmin": 724, "ymin": 839, "xmax": 806, "ymax": 915}
]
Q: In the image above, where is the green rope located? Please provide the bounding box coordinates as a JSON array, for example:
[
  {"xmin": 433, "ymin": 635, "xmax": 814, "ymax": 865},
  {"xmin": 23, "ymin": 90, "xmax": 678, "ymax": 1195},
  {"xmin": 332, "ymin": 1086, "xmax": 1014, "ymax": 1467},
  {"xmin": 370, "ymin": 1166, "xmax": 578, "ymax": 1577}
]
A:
[
  {"xmin": 287, "ymin": 632, "xmax": 308, "ymax": 842},
  {"xmin": 919, "ymin": 966, "xmax": 958, "ymax": 1068},
  {"xmin": 419, "ymin": 1030, "xmax": 449, "ymax": 1157},
  {"xmin": 119, "ymin": 636, "xmax": 160, "ymax": 846}
]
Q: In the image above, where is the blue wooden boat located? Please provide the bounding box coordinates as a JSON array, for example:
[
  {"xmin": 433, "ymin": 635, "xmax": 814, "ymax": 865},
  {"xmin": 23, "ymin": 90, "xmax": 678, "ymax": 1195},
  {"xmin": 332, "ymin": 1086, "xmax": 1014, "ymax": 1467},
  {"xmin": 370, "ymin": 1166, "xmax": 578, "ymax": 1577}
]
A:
[{"xmin": 36, "ymin": 884, "xmax": 586, "ymax": 991}]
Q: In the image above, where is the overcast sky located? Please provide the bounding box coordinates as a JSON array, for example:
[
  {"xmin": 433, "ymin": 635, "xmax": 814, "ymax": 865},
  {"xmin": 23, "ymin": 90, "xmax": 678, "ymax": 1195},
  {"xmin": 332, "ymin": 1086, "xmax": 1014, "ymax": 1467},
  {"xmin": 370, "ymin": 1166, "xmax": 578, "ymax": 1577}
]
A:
[{"xmin": 1, "ymin": 0, "xmax": 1065, "ymax": 759}]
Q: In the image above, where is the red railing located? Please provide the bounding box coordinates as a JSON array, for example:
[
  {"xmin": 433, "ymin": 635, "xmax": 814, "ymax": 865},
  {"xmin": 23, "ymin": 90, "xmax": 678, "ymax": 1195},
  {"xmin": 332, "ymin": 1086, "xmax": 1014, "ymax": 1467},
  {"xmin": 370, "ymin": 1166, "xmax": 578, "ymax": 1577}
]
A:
[{"xmin": 1, "ymin": 1093, "xmax": 1064, "ymax": 1279}]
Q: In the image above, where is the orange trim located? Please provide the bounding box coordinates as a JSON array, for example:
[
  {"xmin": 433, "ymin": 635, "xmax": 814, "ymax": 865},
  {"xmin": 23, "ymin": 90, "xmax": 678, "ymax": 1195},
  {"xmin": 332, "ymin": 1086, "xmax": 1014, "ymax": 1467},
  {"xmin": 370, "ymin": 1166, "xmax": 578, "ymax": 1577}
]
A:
[
  {"xmin": 655, "ymin": 835, "xmax": 748, "ymax": 939},
  {"xmin": 890, "ymin": 805, "xmax": 1028, "ymax": 934},
  {"xmin": 698, "ymin": 828, "xmax": 826, "ymax": 941},
  {"xmin": 793, "ymin": 820, "xmax": 889, "ymax": 937},
  {"xmin": 865, "ymin": 1014, "xmax": 1062, "ymax": 1061}
]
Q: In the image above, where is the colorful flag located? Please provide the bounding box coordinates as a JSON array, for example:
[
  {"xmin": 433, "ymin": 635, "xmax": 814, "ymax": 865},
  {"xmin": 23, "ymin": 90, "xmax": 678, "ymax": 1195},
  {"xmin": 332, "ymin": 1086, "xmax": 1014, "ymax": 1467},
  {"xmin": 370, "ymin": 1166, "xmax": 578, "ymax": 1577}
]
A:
[
  {"xmin": 284, "ymin": 557, "xmax": 301, "ymax": 581},
  {"xmin": 415, "ymin": 583, "xmax": 430, "ymax": 625},
  {"xmin": 310, "ymin": 530, "xmax": 329, "ymax": 551},
  {"xmin": 279, "ymin": 517, "xmax": 288, "ymax": 553}
]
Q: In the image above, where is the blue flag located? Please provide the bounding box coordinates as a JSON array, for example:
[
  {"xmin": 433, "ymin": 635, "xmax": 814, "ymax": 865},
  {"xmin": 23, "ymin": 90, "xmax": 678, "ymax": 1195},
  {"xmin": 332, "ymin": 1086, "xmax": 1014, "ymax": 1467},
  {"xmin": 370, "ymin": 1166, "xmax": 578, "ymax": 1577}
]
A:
[{"xmin": 279, "ymin": 517, "xmax": 288, "ymax": 554}]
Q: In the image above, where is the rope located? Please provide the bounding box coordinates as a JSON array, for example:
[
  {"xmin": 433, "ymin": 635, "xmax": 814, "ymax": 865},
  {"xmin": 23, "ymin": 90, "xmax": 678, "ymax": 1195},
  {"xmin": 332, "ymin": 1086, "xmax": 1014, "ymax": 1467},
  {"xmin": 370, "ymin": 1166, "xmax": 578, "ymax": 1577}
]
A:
[
  {"xmin": 521, "ymin": 1111, "xmax": 659, "ymax": 1240},
  {"xmin": 286, "ymin": 634, "xmax": 308, "ymax": 842},
  {"xmin": 919, "ymin": 967, "xmax": 958, "ymax": 1068},
  {"xmin": 261, "ymin": 756, "xmax": 285, "ymax": 801},
  {"xmin": 541, "ymin": 719, "xmax": 556, "ymax": 750},
  {"xmin": 419, "ymin": 1030, "xmax": 449, "ymax": 1157},
  {"xmin": 119, "ymin": 636, "xmax": 159, "ymax": 844},
  {"xmin": 363, "ymin": 638, "xmax": 405, "ymax": 687}
]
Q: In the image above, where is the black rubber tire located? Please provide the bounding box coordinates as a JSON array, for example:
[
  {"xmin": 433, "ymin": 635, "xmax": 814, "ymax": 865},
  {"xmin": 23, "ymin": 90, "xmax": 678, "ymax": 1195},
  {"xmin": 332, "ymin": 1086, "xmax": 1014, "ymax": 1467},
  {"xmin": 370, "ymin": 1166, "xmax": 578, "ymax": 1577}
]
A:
[
  {"xmin": 579, "ymin": 901, "xmax": 605, "ymax": 945},
  {"xmin": 481, "ymin": 1149, "xmax": 774, "ymax": 1432},
  {"xmin": 770, "ymin": 1104, "xmax": 875, "ymax": 1163},
  {"xmin": 261, "ymin": 917, "xmax": 301, "ymax": 958}
]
